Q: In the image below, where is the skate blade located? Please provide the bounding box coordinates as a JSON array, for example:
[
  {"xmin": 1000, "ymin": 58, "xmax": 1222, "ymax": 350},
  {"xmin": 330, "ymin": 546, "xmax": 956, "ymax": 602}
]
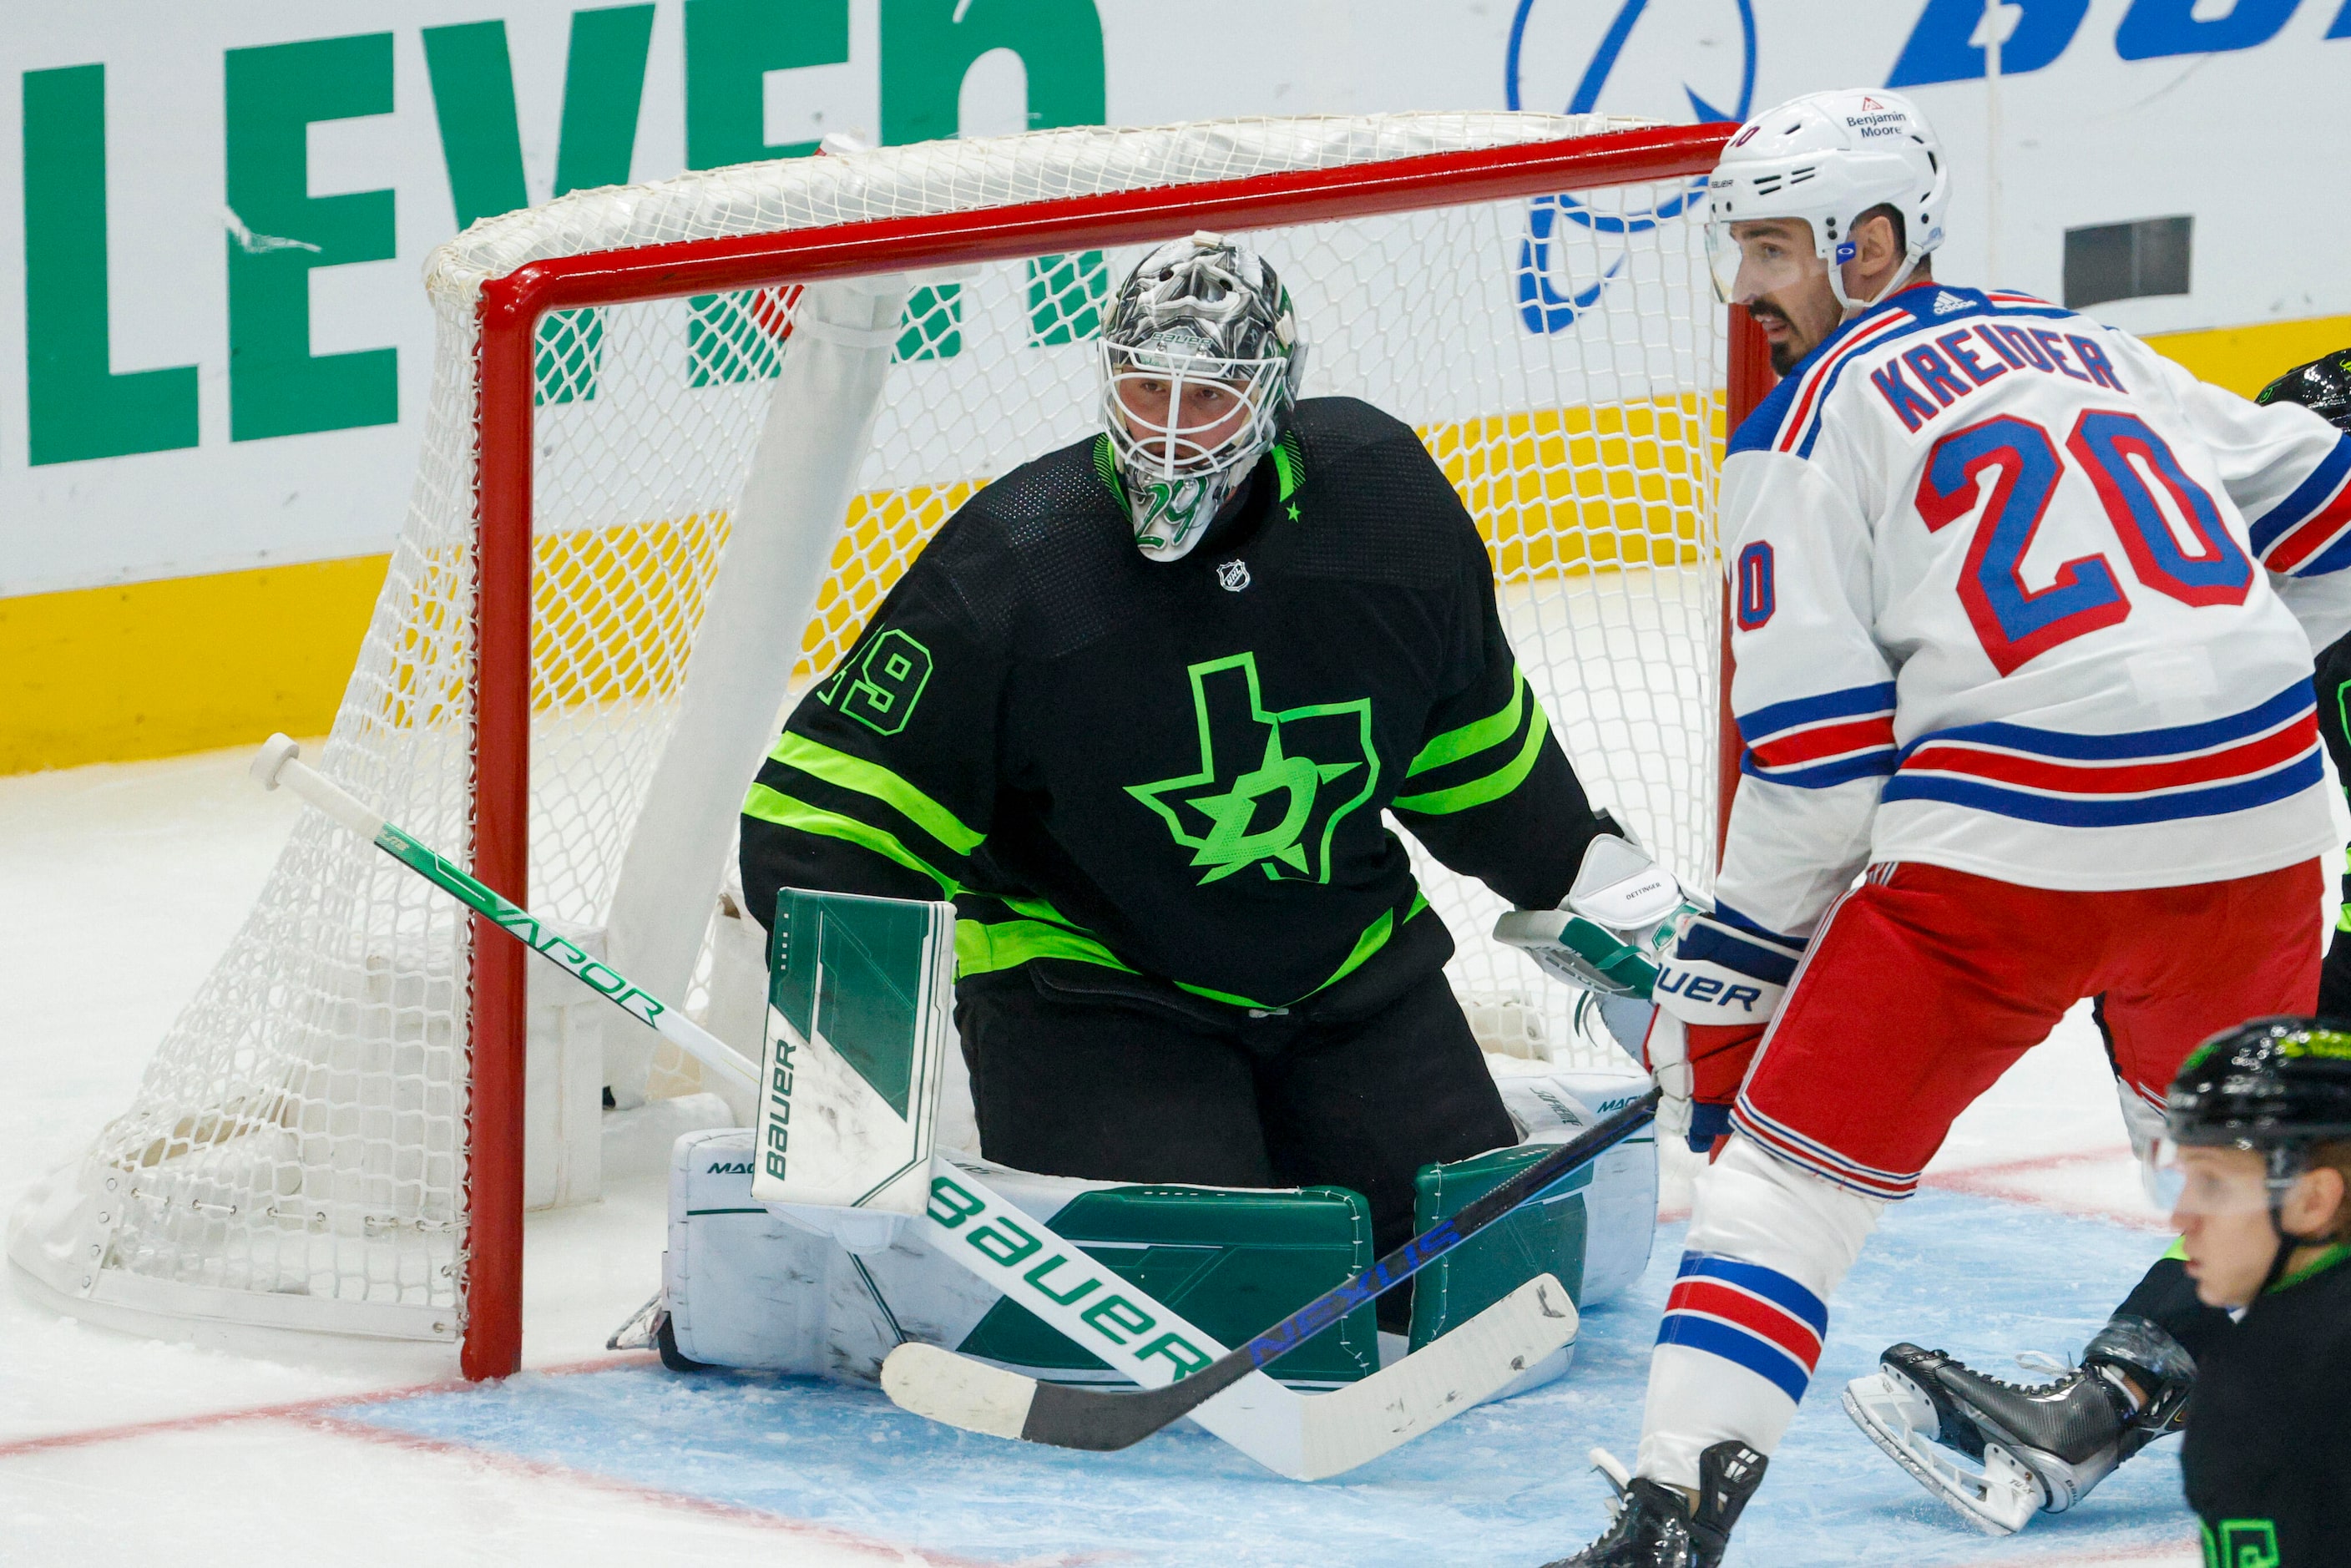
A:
[
  {"xmin": 1842, "ymin": 1375, "xmax": 2039, "ymax": 1536},
  {"xmin": 1587, "ymin": 1447, "xmax": 1632, "ymax": 1525}
]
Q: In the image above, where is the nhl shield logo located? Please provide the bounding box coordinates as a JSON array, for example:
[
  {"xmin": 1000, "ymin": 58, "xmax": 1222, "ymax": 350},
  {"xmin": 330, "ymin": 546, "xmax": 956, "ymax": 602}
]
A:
[{"xmin": 1216, "ymin": 559, "xmax": 1251, "ymax": 593}]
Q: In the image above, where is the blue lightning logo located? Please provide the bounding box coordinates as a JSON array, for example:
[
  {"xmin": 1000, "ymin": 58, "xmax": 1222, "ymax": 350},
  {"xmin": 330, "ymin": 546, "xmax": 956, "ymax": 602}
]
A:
[{"xmin": 1506, "ymin": 0, "xmax": 1757, "ymax": 332}]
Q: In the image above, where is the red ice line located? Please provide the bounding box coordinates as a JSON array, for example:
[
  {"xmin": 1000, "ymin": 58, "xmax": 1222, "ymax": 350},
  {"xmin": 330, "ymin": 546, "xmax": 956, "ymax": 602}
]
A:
[
  {"xmin": 0, "ymin": 1350, "xmax": 1032, "ymax": 1567},
  {"xmin": 1660, "ymin": 1145, "xmax": 2168, "ymax": 1232},
  {"xmin": 0, "ymin": 1350, "xmax": 651, "ymax": 1459}
]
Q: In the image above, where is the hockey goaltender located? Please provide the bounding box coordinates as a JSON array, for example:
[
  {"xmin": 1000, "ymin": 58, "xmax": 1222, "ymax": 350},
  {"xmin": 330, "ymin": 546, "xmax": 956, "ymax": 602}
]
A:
[{"xmin": 723, "ymin": 235, "xmax": 1680, "ymax": 1342}]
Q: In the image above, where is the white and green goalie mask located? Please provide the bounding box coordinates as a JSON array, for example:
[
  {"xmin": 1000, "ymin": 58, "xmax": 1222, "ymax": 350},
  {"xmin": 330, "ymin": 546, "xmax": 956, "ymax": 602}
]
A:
[{"xmin": 1100, "ymin": 233, "xmax": 1303, "ymax": 562}]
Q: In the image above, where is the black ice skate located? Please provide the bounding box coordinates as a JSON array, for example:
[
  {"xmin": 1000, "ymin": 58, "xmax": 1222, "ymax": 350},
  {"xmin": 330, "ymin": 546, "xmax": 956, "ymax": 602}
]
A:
[
  {"xmin": 1841, "ymin": 1316, "xmax": 2192, "ymax": 1535},
  {"xmin": 1542, "ymin": 1441, "xmax": 1767, "ymax": 1567}
]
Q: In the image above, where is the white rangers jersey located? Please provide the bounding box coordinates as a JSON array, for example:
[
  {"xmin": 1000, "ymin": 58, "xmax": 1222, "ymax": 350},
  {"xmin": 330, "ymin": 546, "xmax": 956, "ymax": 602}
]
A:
[{"xmin": 1702, "ymin": 284, "xmax": 2351, "ymax": 978}]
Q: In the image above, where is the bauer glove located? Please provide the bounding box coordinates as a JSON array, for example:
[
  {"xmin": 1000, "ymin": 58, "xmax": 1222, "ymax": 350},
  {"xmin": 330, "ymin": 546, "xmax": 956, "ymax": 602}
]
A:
[{"xmin": 1645, "ymin": 908, "xmax": 1807, "ymax": 1153}]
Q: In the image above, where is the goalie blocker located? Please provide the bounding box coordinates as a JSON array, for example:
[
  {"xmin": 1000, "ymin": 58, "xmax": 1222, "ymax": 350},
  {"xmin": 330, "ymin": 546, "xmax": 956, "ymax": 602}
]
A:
[{"xmin": 661, "ymin": 886, "xmax": 1656, "ymax": 1404}]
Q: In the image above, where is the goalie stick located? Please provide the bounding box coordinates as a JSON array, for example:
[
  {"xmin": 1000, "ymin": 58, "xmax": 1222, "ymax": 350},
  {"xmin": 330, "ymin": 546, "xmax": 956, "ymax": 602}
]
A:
[
  {"xmin": 252, "ymin": 733, "xmax": 1580, "ymax": 1478},
  {"xmin": 882, "ymin": 1088, "xmax": 1661, "ymax": 1456},
  {"xmin": 250, "ymin": 734, "xmax": 760, "ymax": 1099}
]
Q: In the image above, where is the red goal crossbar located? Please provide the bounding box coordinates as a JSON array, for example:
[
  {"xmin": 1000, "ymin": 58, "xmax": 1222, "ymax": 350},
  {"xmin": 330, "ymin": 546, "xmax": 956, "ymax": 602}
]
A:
[{"xmin": 460, "ymin": 121, "xmax": 1763, "ymax": 1379}]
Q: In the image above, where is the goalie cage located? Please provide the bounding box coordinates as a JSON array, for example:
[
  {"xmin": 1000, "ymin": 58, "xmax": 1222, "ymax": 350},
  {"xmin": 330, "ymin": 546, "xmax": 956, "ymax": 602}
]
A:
[{"xmin": 8, "ymin": 112, "xmax": 1772, "ymax": 1379}]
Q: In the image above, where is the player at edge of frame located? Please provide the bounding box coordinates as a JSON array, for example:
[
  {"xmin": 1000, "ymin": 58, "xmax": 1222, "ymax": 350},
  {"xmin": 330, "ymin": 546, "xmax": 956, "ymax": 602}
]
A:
[
  {"xmin": 1842, "ymin": 344, "xmax": 2351, "ymax": 1544},
  {"xmin": 1540, "ymin": 88, "xmax": 2351, "ymax": 1568}
]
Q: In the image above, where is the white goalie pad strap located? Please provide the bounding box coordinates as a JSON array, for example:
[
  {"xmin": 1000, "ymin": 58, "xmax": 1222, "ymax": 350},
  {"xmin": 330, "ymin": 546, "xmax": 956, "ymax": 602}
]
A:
[
  {"xmin": 1649, "ymin": 912, "xmax": 1801, "ymax": 1026},
  {"xmin": 1493, "ymin": 909, "xmax": 1658, "ymax": 998}
]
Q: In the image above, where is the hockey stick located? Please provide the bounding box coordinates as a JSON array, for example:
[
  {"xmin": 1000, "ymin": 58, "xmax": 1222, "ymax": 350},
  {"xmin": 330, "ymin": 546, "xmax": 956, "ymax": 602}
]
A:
[
  {"xmin": 250, "ymin": 735, "xmax": 759, "ymax": 1100},
  {"xmin": 909, "ymin": 1160, "xmax": 1581, "ymax": 1480},
  {"xmin": 254, "ymin": 734, "xmax": 1574, "ymax": 1478},
  {"xmin": 883, "ymin": 1088, "xmax": 1660, "ymax": 1456}
]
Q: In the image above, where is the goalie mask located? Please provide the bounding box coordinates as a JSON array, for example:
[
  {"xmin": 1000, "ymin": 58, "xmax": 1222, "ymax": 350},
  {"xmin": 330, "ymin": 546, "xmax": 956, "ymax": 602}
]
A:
[{"xmin": 1100, "ymin": 233, "xmax": 1302, "ymax": 562}]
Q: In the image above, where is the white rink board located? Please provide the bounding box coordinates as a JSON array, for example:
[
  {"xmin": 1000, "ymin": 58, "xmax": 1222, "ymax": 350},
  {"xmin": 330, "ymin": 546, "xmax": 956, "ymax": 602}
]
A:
[{"xmin": 4, "ymin": 0, "xmax": 2348, "ymax": 594}]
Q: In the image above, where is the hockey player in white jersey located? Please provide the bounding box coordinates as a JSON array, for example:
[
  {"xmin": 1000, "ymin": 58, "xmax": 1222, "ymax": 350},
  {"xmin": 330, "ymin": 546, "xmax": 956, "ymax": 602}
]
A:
[
  {"xmin": 1842, "ymin": 346, "xmax": 2351, "ymax": 1539},
  {"xmin": 1545, "ymin": 89, "xmax": 2351, "ymax": 1567}
]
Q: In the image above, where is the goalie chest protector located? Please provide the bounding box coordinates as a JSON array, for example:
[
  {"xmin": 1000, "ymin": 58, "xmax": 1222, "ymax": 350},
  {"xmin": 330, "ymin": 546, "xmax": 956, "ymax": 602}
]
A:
[{"xmin": 741, "ymin": 397, "xmax": 1606, "ymax": 1018}]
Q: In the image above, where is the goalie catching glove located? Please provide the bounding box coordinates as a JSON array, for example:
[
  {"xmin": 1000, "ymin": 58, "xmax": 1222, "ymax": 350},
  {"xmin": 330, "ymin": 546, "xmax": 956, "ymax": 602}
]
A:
[{"xmin": 1493, "ymin": 832, "xmax": 1813, "ymax": 1152}]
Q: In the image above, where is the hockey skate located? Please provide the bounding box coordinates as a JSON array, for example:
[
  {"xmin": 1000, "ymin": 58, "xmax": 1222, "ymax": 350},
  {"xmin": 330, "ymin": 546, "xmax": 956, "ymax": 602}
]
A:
[
  {"xmin": 1841, "ymin": 1317, "xmax": 2192, "ymax": 1535},
  {"xmin": 1541, "ymin": 1442, "xmax": 1766, "ymax": 1567}
]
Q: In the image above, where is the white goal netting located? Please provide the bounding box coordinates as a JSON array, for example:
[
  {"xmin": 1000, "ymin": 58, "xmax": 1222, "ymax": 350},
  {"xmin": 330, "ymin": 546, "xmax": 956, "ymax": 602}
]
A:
[{"xmin": 11, "ymin": 114, "xmax": 1725, "ymax": 1349}]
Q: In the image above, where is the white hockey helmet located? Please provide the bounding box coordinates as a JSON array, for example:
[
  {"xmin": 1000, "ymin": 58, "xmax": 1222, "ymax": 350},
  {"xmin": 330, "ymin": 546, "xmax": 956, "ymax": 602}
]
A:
[{"xmin": 1705, "ymin": 89, "xmax": 1949, "ymax": 312}]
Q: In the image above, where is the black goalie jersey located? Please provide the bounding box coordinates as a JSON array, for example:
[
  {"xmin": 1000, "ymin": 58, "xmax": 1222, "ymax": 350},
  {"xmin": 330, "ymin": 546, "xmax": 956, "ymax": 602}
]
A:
[{"xmin": 741, "ymin": 397, "xmax": 1612, "ymax": 1019}]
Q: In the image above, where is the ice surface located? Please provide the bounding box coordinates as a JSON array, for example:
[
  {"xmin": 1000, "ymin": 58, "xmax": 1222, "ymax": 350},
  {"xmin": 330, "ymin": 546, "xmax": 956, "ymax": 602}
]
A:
[
  {"xmin": 0, "ymin": 747, "xmax": 2201, "ymax": 1565},
  {"xmin": 340, "ymin": 1195, "xmax": 2200, "ymax": 1568}
]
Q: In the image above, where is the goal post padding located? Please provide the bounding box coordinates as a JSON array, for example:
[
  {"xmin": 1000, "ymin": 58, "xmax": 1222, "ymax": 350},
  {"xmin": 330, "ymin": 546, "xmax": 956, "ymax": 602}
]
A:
[{"xmin": 8, "ymin": 115, "xmax": 1753, "ymax": 1383}]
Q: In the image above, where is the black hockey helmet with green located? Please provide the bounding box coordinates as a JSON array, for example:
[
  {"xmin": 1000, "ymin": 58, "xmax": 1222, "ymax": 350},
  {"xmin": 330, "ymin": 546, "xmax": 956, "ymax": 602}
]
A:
[
  {"xmin": 2161, "ymin": 1018, "xmax": 2351, "ymax": 1282},
  {"xmin": 2165, "ymin": 1017, "xmax": 2351, "ymax": 1153},
  {"xmin": 2254, "ymin": 346, "xmax": 2351, "ymax": 433}
]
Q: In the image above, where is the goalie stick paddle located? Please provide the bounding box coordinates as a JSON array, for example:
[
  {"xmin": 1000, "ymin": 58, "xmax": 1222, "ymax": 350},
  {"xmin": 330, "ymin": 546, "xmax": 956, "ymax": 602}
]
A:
[
  {"xmin": 250, "ymin": 734, "xmax": 761, "ymax": 1099},
  {"xmin": 899, "ymin": 1088, "xmax": 1661, "ymax": 1455}
]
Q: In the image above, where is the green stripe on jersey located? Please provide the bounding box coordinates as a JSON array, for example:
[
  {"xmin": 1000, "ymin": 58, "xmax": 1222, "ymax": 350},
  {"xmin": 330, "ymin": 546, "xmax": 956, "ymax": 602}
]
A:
[
  {"xmin": 1392, "ymin": 701, "xmax": 1552, "ymax": 815},
  {"xmin": 1407, "ymin": 667, "xmax": 1527, "ymax": 778},
  {"xmin": 766, "ymin": 733, "xmax": 983, "ymax": 852},
  {"xmin": 955, "ymin": 917, "xmax": 1134, "ymax": 979},
  {"xmin": 742, "ymin": 783, "xmax": 957, "ymax": 894}
]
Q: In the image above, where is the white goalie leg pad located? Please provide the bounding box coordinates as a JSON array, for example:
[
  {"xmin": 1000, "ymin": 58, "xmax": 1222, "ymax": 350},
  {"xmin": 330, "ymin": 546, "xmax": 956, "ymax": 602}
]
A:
[
  {"xmin": 1839, "ymin": 1372, "xmax": 2040, "ymax": 1536},
  {"xmin": 1636, "ymin": 1135, "xmax": 1884, "ymax": 1490}
]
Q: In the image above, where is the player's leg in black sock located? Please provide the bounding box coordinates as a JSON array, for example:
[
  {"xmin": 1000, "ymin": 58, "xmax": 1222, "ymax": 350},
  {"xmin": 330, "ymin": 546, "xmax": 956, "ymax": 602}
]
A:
[
  {"xmin": 2113, "ymin": 1249, "xmax": 2231, "ymax": 1365},
  {"xmin": 2316, "ymin": 885, "xmax": 2351, "ymax": 1018}
]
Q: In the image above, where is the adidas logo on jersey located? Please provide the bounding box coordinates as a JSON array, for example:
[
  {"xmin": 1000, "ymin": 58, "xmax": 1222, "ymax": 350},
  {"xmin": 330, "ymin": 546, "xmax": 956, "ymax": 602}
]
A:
[{"xmin": 1933, "ymin": 291, "xmax": 1967, "ymax": 315}]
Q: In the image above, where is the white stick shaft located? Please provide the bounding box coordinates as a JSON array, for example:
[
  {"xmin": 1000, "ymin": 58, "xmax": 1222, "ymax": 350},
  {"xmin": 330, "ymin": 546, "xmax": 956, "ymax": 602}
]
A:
[{"xmin": 255, "ymin": 736, "xmax": 387, "ymax": 841}]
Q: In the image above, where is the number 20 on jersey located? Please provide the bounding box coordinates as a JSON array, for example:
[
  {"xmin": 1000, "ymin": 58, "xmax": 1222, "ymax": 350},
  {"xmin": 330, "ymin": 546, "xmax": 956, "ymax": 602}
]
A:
[{"xmin": 1915, "ymin": 409, "xmax": 2251, "ymax": 675}]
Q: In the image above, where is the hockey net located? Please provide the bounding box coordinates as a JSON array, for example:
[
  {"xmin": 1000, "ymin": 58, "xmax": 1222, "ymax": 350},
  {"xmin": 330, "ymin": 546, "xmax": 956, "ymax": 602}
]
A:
[{"xmin": 12, "ymin": 113, "xmax": 1746, "ymax": 1376}]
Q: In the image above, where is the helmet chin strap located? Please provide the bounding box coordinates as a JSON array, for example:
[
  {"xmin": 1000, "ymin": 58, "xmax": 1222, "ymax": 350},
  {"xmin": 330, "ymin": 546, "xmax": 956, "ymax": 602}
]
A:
[
  {"xmin": 1828, "ymin": 248, "xmax": 1925, "ymax": 316},
  {"xmin": 2256, "ymin": 1146, "xmax": 2325, "ymax": 1297}
]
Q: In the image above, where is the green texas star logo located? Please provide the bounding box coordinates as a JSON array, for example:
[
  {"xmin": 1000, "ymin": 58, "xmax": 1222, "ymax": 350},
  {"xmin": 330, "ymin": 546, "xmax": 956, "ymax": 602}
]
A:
[{"xmin": 1126, "ymin": 652, "xmax": 1377, "ymax": 885}]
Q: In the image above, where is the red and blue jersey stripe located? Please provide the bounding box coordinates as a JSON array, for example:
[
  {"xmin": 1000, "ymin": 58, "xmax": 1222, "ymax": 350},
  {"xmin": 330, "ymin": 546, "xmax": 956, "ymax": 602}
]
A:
[
  {"xmin": 2247, "ymin": 433, "xmax": 2351, "ymax": 578},
  {"xmin": 1737, "ymin": 681, "xmax": 1898, "ymax": 790},
  {"xmin": 1732, "ymin": 1094, "xmax": 1924, "ymax": 1201},
  {"xmin": 1881, "ymin": 680, "xmax": 2322, "ymax": 828},
  {"xmin": 1655, "ymin": 1252, "xmax": 1828, "ymax": 1404}
]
